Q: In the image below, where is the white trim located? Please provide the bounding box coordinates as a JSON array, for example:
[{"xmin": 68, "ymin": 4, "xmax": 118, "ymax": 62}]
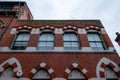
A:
[
  {"xmin": 40, "ymin": 29, "xmax": 53, "ymax": 33},
  {"xmin": 0, "ymin": 57, "xmax": 22, "ymax": 71},
  {"xmin": 48, "ymin": 68, "xmax": 54, "ymax": 74},
  {"xmin": 54, "ymin": 47, "xmax": 64, "ymax": 51},
  {"xmin": 1, "ymin": 47, "xmax": 10, "ymax": 51},
  {"xmin": 108, "ymin": 47, "xmax": 115, "ymax": 51},
  {"xmin": 72, "ymin": 63, "xmax": 78, "ymax": 68},
  {"xmin": 14, "ymin": 67, "xmax": 21, "ymax": 72},
  {"xmin": 101, "ymin": 28, "xmax": 107, "ymax": 34},
  {"xmin": 1, "ymin": 48, "xmax": 116, "ymax": 52},
  {"xmin": 114, "ymin": 66, "xmax": 120, "ymax": 72},
  {"xmin": 81, "ymin": 47, "xmax": 92, "ymax": 51},
  {"xmin": 55, "ymin": 28, "xmax": 63, "ymax": 34},
  {"xmin": 65, "ymin": 68, "xmax": 71, "ymax": 74},
  {"xmin": 10, "ymin": 28, "xmax": 17, "ymax": 34},
  {"xmin": 26, "ymin": 47, "xmax": 36, "ymax": 51},
  {"xmin": 31, "ymin": 28, "xmax": 39, "ymax": 34},
  {"xmin": 78, "ymin": 28, "xmax": 87, "ymax": 34},
  {"xmin": 81, "ymin": 68, "xmax": 87, "ymax": 74},
  {"xmin": 16, "ymin": 70, "xmax": 23, "ymax": 77},
  {"xmin": 0, "ymin": 57, "xmax": 23, "ymax": 77},
  {"xmin": 0, "ymin": 66, "xmax": 4, "ymax": 72},
  {"xmin": 40, "ymin": 63, "xmax": 46, "ymax": 68},
  {"xmin": 31, "ymin": 68, "xmax": 37, "ymax": 74},
  {"xmin": 99, "ymin": 67, "xmax": 104, "ymax": 72}
]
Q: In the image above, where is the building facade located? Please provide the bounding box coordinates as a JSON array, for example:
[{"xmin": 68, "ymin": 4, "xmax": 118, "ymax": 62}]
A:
[{"xmin": 0, "ymin": 1, "xmax": 120, "ymax": 80}]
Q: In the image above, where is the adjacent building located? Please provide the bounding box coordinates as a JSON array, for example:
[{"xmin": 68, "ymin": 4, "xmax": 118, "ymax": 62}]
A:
[
  {"xmin": 0, "ymin": 1, "xmax": 120, "ymax": 80},
  {"xmin": 115, "ymin": 32, "xmax": 120, "ymax": 46}
]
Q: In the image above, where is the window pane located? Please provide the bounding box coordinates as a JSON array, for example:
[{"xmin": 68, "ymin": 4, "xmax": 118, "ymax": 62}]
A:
[
  {"xmin": 14, "ymin": 42, "xmax": 21, "ymax": 46},
  {"xmin": 38, "ymin": 32, "xmax": 54, "ymax": 50},
  {"xmin": 22, "ymin": 34, "xmax": 30, "ymax": 41},
  {"xmin": 12, "ymin": 32, "xmax": 30, "ymax": 50},
  {"xmin": 13, "ymin": 42, "xmax": 27, "ymax": 50},
  {"xmin": 37, "ymin": 46, "xmax": 44, "ymax": 50},
  {"xmin": 68, "ymin": 69, "xmax": 86, "ymax": 79},
  {"xmin": 12, "ymin": 46, "xmax": 19, "ymax": 50},
  {"xmin": 38, "ymin": 42, "xmax": 46, "ymax": 46},
  {"xmin": 64, "ymin": 42, "xmax": 72, "ymax": 50},
  {"xmin": 21, "ymin": 42, "xmax": 28, "ymax": 46},
  {"xmin": 70, "ymin": 34, "xmax": 78, "ymax": 41},
  {"xmin": 64, "ymin": 34, "xmax": 70, "ymax": 41},
  {"xmin": 105, "ymin": 67, "xmax": 118, "ymax": 79},
  {"xmin": 20, "ymin": 46, "xmax": 26, "ymax": 50},
  {"xmin": 46, "ymin": 46, "xmax": 54, "ymax": 50},
  {"xmin": 64, "ymin": 47, "xmax": 72, "ymax": 50},
  {"xmin": 32, "ymin": 69, "xmax": 51, "ymax": 79},
  {"xmin": 39, "ymin": 34, "xmax": 46, "ymax": 41},
  {"xmin": 94, "ymin": 34, "xmax": 101, "ymax": 41},
  {"xmin": 71, "ymin": 42, "xmax": 79, "ymax": 50},
  {"xmin": 88, "ymin": 34, "xmax": 94, "ymax": 41},
  {"xmin": 47, "ymin": 34, "xmax": 54, "ymax": 41},
  {"xmin": 47, "ymin": 42, "xmax": 53, "ymax": 46},
  {"xmin": 0, "ymin": 67, "xmax": 13, "ymax": 78},
  {"xmin": 16, "ymin": 34, "xmax": 23, "ymax": 41},
  {"xmin": 90, "ymin": 42, "xmax": 98, "ymax": 50},
  {"xmin": 64, "ymin": 42, "xmax": 71, "ymax": 47},
  {"xmin": 64, "ymin": 33, "xmax": 80, "ymax": 50},
  {"xmin": 96, "ymin": 42, "xmax": 104, "ymax": 50},
  {"xmin": 88, "ymin": 33, "xmax": 105, "ymax": 50},
  {"xmin": 16, "ymin": 33, "xmax": 30, "ymax": 41},
  {"xmin": 71, "ymin": 42, "xmax": 79, "ymax": 47}
]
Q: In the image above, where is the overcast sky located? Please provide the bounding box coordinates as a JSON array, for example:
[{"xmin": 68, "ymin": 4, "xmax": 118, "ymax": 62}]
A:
[{"xmin": 3, "ymin": 0, "xmax": 120, "ymax": 55}]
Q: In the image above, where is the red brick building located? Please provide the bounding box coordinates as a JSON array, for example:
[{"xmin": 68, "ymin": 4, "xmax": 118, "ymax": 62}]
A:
[
  {"xmin": 115, "ymin": 32, "xmax": 120, "ymax": 46},
  {"xmin": 0, "ymin": 1, "xmax": 120, "ymax": 80}
]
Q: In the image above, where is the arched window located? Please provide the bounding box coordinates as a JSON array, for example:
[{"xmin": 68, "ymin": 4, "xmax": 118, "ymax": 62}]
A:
[
  {"xmin": 32, "ymin": 69, "xmax": 51, "ymax": 80},
  {"xmin": 37, "ymin": 32, "xmax": 54, "ymax": 50},
  {"xmin": 67, "ymin": 69, "xmax": 87, "ymax": 80},
  {"xmin": 0, "ymin": 67, "xmax": 13, "ymax": 78},
  {"xmin": 63, "ymin": 32, "xmax": 79, "ymax": 50},
  {"xmin": 87, "ymin": 32, "xmax": 105, "ymax": 50},
  {"xmin": 105, "ymin": 66, "xmax": 118, "ymax": 80},
  {"xmin": 11, "ymin": 32, "xmax": 30, "ymax": 50}
]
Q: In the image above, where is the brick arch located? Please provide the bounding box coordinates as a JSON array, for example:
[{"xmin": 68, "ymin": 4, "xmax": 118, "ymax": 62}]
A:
[
  {"xmin": 63, "ymin": 25, "xmax": 77, "ymax": 31},
  {"xmin": 96, "ymin": 57, "xmax": 120, "ymax": 78},
  {"xmin": 29, "ymin": 62, "xmax": 55, "ymax": 79},
  {"xmin": 16, "ymin": 25, "xmax": 32, "ymax": 31},
  {"xmin": 85, "ymin": 25, "xmax": 101, "ymax": 31},
  {"xmin": 0, "ymin": 57, "xmax": 23, "ymax": 77},
  {"xmin": 40, "ymin": 25, "xmax": 55, "ymax": 31},
  {"xmin": 64, "ymin": 63, "xmax": 91, "ymax": 79}
]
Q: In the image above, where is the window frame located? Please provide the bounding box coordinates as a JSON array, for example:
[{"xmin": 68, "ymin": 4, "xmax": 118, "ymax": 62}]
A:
[
  {"xmin": 105, "ymin": 65, "xmax": 118, "ymax": 80},
  {"xmin": 0, "ymin": 4, "xmax": 13, "ymax": 11},
  {"xmin": 11, "ymin": 32, "xmax": 30, "ymax": 50},
  {"xmin": 63, "ymin": 32, "xmax": 80, "ymax": 50},
  {"xmin": 37, "ymin": 32, "xmax": 54, "ymax": 50},
  {"xmin": 0, "ymin": 67, "xmax": 14, "ymax": 78},
  {"xmin": 87, "ymin": 32, "xmax": 106, "ymax": 50},
  {"xmin": 67, "ymin": 69, "xmax": 87, "ymax": 80},
  {"xmin": 32, "ymin": 68, "xmax": 51, "ymax": 80}
]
